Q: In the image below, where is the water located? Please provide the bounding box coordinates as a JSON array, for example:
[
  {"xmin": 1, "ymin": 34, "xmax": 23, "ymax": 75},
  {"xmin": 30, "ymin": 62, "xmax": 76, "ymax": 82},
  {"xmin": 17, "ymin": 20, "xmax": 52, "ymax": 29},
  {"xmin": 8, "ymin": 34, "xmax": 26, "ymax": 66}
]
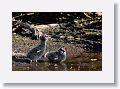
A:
[{"xmin": 12, "ymin": 53, "xmax": 102, "ymax": 71}]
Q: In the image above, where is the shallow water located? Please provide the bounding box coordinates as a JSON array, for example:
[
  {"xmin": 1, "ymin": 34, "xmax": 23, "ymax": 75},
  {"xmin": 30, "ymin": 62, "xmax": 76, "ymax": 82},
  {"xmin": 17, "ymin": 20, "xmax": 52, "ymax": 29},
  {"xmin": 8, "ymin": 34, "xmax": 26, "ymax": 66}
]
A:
[{"xmin": 12, "ymin": 53, "xmax": 102, "ymax": 71}]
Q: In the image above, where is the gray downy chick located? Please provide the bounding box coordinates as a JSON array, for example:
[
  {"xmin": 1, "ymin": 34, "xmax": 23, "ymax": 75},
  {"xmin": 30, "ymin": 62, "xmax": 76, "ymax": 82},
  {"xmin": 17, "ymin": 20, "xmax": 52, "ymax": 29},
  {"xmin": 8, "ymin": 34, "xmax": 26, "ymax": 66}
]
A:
[
  {"xmin": 27, "ymin": 34, "xmax": 47, "ymax": 63},
  {"xmin": 45, "ymin": 47, "xmax": 66, "ymax": 63}
]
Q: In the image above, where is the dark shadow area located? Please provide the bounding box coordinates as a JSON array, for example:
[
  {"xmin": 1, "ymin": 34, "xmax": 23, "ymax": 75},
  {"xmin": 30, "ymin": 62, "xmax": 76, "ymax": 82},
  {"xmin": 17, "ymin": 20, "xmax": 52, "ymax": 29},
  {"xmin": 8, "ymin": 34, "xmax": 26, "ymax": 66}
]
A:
[
  {"xmin": 13, "ymin": 12, "xmax": 100, "ymax": 25},
  {"xmin": 12, "ymin": 56, "xmax": 31, "ymax": 64}
]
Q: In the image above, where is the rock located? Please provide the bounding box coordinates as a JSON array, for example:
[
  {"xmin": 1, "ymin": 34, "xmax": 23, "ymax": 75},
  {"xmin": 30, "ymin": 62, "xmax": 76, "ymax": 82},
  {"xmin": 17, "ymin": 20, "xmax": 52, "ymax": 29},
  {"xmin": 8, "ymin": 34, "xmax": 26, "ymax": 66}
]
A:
[
  {"xmin": 48, "ymin": 24, "xmax": 59, "ymax": 28},
  {"xmin": 67, "ymin": 36, "xmax": 74, "ymax": 39}
]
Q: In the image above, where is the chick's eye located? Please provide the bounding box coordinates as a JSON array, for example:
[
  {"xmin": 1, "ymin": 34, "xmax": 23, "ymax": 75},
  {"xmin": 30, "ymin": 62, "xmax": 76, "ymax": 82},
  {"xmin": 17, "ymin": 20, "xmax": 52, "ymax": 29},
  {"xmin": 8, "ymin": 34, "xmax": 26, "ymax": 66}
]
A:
[{"xmin": 61, "ymin": 48, "xmax": 65, "ymax": 52}]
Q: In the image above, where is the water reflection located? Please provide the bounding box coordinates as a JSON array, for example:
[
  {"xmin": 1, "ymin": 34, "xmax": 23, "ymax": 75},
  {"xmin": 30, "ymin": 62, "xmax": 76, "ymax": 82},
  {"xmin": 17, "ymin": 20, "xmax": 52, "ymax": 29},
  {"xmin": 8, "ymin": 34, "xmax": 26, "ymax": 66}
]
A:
[
  {"xmin": 12, "ymin": 58, "xmax": 102, "ymax": 71},
  {"xmin": 12, "ymin": 52, "xmax": 102, "ymax": 71},
  {"xmin": 48, "ymin": 63, "xmax": 67, "ymax": 71}
]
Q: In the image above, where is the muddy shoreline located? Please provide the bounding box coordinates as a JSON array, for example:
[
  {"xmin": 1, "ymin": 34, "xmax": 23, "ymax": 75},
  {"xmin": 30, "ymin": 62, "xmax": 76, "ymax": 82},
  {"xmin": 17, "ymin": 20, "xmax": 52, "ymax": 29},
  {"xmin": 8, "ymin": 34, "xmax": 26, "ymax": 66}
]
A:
[{"xmin": 12, "ymin": 33, "xmax": 102, "ymax": 71}]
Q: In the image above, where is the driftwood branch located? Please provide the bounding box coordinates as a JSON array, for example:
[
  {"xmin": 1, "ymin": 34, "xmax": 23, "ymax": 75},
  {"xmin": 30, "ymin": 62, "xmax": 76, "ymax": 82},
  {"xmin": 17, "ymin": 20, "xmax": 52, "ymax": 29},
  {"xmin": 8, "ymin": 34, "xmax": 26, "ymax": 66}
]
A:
[{"xmin": 12, "ymin": 19, "xmax": 43, "ymax": 40}]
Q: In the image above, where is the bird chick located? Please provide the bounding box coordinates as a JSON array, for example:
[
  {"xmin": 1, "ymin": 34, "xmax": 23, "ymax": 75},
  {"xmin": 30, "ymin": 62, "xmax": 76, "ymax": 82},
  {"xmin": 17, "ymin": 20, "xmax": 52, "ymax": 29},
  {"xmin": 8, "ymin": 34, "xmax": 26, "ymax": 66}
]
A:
[
  {"xmin": 45, "ymin": 46, "xmax": 66, "ymax": 63},
  {"xmin": 27, "ymin": 34, "xmax": 48, "ymax": 63}
]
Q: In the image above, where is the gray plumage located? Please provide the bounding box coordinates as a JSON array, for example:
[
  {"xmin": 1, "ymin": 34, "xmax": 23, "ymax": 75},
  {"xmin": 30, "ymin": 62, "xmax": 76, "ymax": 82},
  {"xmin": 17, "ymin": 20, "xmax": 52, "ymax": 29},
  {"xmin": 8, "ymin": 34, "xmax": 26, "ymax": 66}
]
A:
[
  {"xmin": 45, "ymin": 47, "xmax": 66, "ymax": 62},
  {"xmin": 27, "ymin": 34, "xmax": 47, "ymax": 62}
]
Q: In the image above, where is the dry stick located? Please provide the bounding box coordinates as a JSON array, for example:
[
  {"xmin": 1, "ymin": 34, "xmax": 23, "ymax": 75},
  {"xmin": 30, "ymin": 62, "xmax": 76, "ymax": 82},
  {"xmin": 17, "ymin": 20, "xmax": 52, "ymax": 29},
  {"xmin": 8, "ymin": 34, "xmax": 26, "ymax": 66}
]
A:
[{"xmin": 13, "ymin": 13, "xmax": 35, "ymax": 19}]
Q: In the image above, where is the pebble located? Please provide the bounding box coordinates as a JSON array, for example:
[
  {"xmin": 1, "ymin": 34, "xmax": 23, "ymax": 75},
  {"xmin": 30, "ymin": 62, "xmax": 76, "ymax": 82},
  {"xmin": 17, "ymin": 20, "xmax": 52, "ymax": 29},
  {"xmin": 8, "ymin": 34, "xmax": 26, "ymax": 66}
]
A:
[{"xmin": 90, "ymin": 59, "xmax": 97, "ymax": 61}]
